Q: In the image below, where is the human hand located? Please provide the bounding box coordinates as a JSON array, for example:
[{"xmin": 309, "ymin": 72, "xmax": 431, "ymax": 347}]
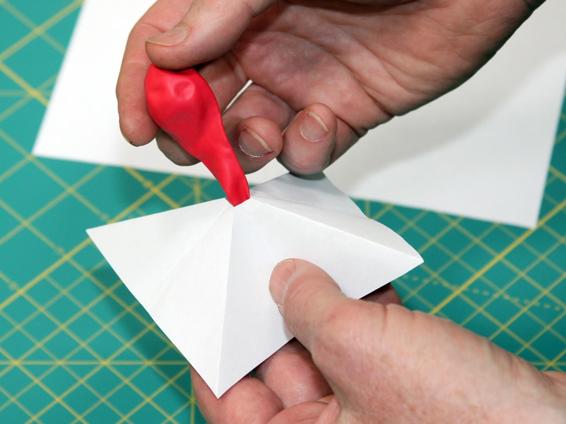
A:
[
  {"xmin": 117, "ymin": 0, "xmax": 539, "ymax": 175},
  {"xmin": 191, "ymin": 259, "xmax": 566, "ymax": 423}
]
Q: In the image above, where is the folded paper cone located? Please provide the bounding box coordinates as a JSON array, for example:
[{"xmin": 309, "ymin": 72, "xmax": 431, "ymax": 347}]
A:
[{"xmin": 87, "ymin": 173, "xmax": 423, "ymax": 397}]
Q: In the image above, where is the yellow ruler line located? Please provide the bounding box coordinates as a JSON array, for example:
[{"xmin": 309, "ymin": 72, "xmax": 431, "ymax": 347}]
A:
[
  {"xmin": 431, "ymin": 199, "xmax": 565, "ymax": 315},
  {"xmin": 0, "ymin": 76, "xmax": 55, "ymax": 123},
  {"xmin": 0, "ymin": 61, "xmax": 48, "ymax": 105},
  {"xmin": 0, "ymin": 0, "xmax": 79, "ymax": 58},
  {"xmin": 0, "ymin": 175, "xmax": 177, "ymax": 312},
  {"xmin": 0, "ymin": 348, "xmax": 87, "ymax": 423}
]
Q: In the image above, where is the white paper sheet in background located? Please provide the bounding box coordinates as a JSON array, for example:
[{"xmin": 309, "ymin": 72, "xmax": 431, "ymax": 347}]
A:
[
  {"xmin": 87, "ymin": 174, "xmax": 423, "ymax": 397},
  {"xmin": 34, "ymin": 0, "xmax": 566, "ymax": 228}
]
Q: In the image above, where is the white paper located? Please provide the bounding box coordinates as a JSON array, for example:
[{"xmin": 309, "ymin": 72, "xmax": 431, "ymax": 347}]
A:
[
  {"xmin": 87, "ymin": 174, "xmax": 423, "ymax": 397},
  {"xmin": 35, "ymin": 0, "xmax": 566, "ymax": 227}
]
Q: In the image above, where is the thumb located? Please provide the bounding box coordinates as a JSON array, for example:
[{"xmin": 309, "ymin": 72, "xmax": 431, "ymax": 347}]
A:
[
  {"xmin": 269, "ymin": 258, "xmax": 382, "ymax": 383},
  {"xmin": 269, "ymin": 259, "xmax": 351, "ymax": 353},
  {"xmin": 145, "ymin": 0, "xmax": 274, "ymax": 69},
  {"xmin": 269, "ymin": 258, "xmax": 382, "ymax": 408}
]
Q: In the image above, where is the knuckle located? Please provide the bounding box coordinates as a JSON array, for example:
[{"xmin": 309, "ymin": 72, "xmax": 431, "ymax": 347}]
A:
[
  {"xmin": 320, "ymin": 301, "xmax": 360, "ymax": 339},
  {"xmin": 310, "ymin": 300, "xmax": 361, "ymax": 363}
]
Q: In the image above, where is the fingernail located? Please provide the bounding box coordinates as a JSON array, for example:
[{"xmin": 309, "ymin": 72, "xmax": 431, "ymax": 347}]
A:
[
  {"xmin": 300, "ymin": 111, "xmax": 328, "ymax": 142},
  {"xmin": 238, "ymin": 128, "xmax": 273, "ymax": 158},
  {"xmin": 269, "ymin": 259, "xmax": 297, "ymax": 311},
  {"xmin": 146, "ymin": 26, "xmax": 188, "ymax": 47}
]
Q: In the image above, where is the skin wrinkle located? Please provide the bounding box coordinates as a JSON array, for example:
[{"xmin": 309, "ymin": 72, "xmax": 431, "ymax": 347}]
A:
[
  {"xmin": 264, "ymin": 348, "xmax": 331, "ymax": 407},
  {"xmin": 287, "ymin": 19, "xmax": 401, "ymax": 124},
  {"xmin": 241, "ymin": 83, "xmax": 293, "ymax": 122},
  {"xmin": 375, "ymin": 310, "xmax": 481, "ymax": 422},
  {"xmin": 244, "ymin": 29, "xmax": 385, "ymax": 131},
  {"xmin": 368, "ymin": 20, "xmax": 472, "ymax": 95},
  {"xmin": 236, "ymin": 3, "xmax": 392, "ymax": 128},
  {"xmin": 138, "ymin": 0, "xmax": 192, "ymax": 35},
  {"xmin": 240, "ymin": 86, "xmax": 291, "ymax": 124},
  {"xmin": 368, "ymin": 50, "xmax": 437, "ymax": 114},
  {"xmin": 285, "ymin": 3, "xmax": 475, "ymax": 117},
  {"xmin": 365, "ymin": 305, "xmax": 415, "ymax": 420},
  {"xmin": 283, "ymin": 32, "xmax": 382, "ymax": 129},
  {"xmin": 221, "ymin": 52, "xmax": 249, "ymax": 96},
  {"xmin": 310, "ymin": 302, "xmax": 376, "ymax": 396},
  {"xmin": 348, "ymin": 2, "xmax": 528, "ymax": 111},
  {"xmin": 438, "ymin": 9, "xmax": 526, "ymax": 68},
  {"xmin": 348, "ymin": 311, "xmax": 387, "ymax": 398},
  {"xmin": 137, "ymin": 21, "xmax": 169, "ymax": 36},
  {"xmin": 337, "ymin": 28, "xmax": 421, "ymax": 111},
  {"xmin": 272, "ymin": 5, "xmax": 401, "ymax": 123}
]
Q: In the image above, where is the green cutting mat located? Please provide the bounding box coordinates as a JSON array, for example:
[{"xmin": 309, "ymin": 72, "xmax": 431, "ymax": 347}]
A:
[{"xmin": 0, "ymin": 1, "xmax": 564, "ymax": 422}]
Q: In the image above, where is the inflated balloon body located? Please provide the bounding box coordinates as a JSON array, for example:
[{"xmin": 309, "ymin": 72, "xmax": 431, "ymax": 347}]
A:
[{"xmin": 145, "ymin": 65, "xmax": 250, "ymax": 206}]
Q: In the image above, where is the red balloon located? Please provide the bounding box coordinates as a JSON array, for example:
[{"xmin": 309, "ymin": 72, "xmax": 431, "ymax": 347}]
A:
[{"xmin": 145, "ymin": 65, "xmax": 250, "ymax": 206}]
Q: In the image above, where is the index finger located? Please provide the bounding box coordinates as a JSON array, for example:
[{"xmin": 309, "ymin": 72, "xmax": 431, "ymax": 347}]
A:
[
  {"xmin": 117, "ymin": 0, "xmax": 252, "ymax": 149},
  {"xmin": 116, "ymin": 0, "xmax": 186, "ymax": 145}
]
